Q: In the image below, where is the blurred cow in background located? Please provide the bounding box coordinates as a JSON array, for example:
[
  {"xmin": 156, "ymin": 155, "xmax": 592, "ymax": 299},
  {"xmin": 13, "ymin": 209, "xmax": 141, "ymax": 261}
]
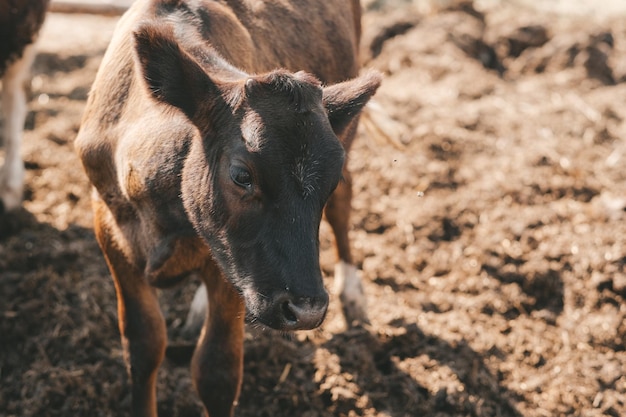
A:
[{"xmin": 0, "ymin": 0, "xmax": 50, "ymax": 212}]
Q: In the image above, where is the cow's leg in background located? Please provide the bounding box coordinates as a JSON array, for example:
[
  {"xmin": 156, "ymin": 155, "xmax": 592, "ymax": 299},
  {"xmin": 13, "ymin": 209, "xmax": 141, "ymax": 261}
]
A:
[
  {"xmin": 192, "ymin": 262, "xmax": 245, "ymax": 417},
  {"xmin": 182, "ymin": 279, "xmax": 208, "ymax": 337},
  {"xmin": 93, "ymin": 198, "xmax": 166, "ymax": 417},
  {"xmin": 0, "ymin": 44, "xmax": 37, "ymax": 212}
]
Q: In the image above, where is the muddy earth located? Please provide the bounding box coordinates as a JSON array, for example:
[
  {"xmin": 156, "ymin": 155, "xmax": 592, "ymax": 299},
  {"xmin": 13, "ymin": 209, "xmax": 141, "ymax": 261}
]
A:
[{"xmin": 2, "ymin": 1, "xmax": 626, "ymax": 416}]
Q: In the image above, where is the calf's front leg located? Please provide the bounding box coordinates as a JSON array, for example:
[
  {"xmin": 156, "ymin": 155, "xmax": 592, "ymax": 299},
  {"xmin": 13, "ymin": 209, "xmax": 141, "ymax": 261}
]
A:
[
  {"xmin": 192, "ymin": 262, "xmax": 245, "ymax": 417},
  {"xmin": 325, "ymin": 166, "xmax": 368, "ymax": 327},
  {"xmin": 93, "ymin": 199, "xmax": 167, "ymax": 417}
]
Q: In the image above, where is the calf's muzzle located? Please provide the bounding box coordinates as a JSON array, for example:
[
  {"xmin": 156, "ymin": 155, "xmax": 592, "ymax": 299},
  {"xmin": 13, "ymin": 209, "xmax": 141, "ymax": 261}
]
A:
[
  {"xmin": 273, "ymin": 291, "xmax": 329, "ymax": 331},
  {"xmin": 246, "ymin": 284, "xmax": 329, "ymax": 331}
]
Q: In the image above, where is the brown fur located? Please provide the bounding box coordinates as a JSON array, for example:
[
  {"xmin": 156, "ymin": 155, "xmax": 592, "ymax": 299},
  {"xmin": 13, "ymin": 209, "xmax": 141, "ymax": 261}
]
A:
[
  {"xmin": 0, "ymin": 0, "xmax": 49, "ymax": 76},
  {"xmin": 0, "ymin": 0, "xmax": 49, "ymax": 213},
  {"xmin": 76, "ymin": 1, "xmax": 380, "ymax": 415}
]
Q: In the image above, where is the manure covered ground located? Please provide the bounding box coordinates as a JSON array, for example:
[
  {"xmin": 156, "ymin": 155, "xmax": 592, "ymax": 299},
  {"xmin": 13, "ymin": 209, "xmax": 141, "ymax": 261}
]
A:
[{"xmin": 1, "ymin": 1, "xmax": 626, "ymax": 416}]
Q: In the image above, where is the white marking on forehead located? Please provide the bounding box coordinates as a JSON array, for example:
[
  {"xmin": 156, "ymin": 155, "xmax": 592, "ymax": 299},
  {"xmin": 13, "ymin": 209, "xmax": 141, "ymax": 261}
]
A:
[{"xmin": 241, "ymin": 112, "xmax": 265, "ymax": 152}]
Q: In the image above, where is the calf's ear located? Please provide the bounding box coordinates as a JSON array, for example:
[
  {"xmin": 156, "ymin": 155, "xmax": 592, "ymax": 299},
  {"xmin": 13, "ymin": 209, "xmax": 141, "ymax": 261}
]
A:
[
  {"xmin": 323, "ymin": 71, "xmax": 382, "ymax": 136},
  {"xmin": 133, "ymin": 22, "xmax": 218, "ymax": 121}
]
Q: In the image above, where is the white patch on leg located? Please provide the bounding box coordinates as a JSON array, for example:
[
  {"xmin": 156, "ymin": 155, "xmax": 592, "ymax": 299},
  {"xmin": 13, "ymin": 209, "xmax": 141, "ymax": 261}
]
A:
[
  {"xmin": 182, "ymin": 283, "xmax": 208, "ymax": 337},
  {"xmin": 1, "ymin": 44, "xmax": 37, "ymax": 211},
  {"xmin": 334, "ymin": 261, "xmax": 368, "ymax": 325}
]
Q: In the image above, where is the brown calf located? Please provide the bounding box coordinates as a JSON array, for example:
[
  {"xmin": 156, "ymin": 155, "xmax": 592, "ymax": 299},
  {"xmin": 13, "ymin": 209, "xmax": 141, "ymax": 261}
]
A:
[
  {"xmin": 75, "ymin": 0, "xmax": 380, "ymax": 416},
  {"xmin": 0, "ymin": 0, "xmax": 49, "ymax": 212}
]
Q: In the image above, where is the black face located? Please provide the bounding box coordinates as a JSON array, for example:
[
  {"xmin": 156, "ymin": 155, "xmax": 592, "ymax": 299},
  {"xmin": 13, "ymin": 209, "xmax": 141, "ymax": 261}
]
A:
[
  {"xmin": 183, "ymin": 101, "xmax": 345, "ymax": 331},
  {"xmin": 133, "ymin": 22, "xmax": 381, "ymax": 331}
]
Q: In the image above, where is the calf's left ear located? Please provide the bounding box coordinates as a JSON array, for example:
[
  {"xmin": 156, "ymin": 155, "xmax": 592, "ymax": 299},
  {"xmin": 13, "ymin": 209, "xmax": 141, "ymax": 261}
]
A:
[{"xmin": 323, "ymin": 71, "xmax": 382, "ymax": 137}]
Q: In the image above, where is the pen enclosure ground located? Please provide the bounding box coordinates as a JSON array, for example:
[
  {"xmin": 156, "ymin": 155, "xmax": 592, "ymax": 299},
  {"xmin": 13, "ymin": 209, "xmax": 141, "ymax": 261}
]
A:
[{"xmin": 1, "ymin": 1, "xmax": 626, "ymax": 416}]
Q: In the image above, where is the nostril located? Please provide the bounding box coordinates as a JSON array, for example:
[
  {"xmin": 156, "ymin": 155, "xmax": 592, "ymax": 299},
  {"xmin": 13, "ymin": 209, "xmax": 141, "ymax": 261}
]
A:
[
  {"xmin": 281, "ymin": 300, "xmax": 298, "ymax": 324},
  {"xmin": 270, "ymin": 292, "xmax": 328, "ymax": 330}
]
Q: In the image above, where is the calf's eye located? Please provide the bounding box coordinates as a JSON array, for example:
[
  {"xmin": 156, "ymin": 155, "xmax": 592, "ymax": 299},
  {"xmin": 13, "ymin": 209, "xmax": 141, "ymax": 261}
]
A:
[{"xmin": 230, "ymin": 165, "xmax": 253, "ymax": 188}]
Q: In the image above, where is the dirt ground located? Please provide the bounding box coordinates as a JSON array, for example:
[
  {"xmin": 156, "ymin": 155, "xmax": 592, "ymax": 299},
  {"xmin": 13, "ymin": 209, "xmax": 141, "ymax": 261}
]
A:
[{"xmin": 2, "ymin": 1, "xmax": 626, "ymax": 416}]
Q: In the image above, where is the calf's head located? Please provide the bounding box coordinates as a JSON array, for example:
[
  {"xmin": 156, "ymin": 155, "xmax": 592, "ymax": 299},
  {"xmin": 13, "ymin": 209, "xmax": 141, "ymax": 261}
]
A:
[{"xmin": 134, "ymin": 23, "xmax": 381, "ymax": 331}]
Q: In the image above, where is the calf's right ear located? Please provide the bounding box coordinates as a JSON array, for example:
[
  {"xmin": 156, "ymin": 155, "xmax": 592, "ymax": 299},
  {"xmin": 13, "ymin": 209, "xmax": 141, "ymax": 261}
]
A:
[{"xmin": 133, "ymin": 22, "xmax": 219, "ymax": 121}]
